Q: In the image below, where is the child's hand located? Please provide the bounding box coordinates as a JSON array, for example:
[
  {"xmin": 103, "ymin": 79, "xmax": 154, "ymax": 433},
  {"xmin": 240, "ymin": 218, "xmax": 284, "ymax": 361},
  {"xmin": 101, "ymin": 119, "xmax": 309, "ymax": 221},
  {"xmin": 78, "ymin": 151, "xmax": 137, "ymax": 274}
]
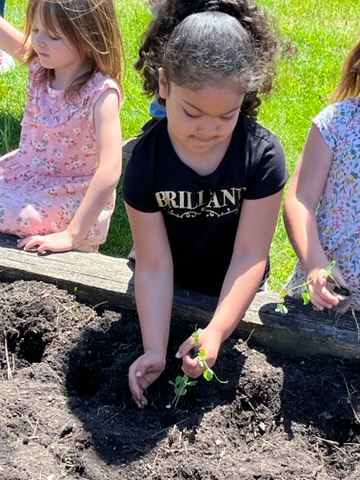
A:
[
  {"xmin": 17, "ymin": 231, "xmax": 78, "ymax": 254},
  {"xmin": 128, "ymin": 350, "xmax": 166, "ymax": 408},
  {"xmin": 307, "ymin": 268, "xmax": 342, "ymax": 310},
  {"xmin": 176, "ymin": 327, "xmax": 221, "ymax": 379}
]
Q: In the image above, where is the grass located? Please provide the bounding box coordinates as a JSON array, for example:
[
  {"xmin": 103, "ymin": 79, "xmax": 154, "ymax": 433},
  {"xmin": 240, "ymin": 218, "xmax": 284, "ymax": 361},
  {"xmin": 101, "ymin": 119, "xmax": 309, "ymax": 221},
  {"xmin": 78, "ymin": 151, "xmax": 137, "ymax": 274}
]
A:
[
  {"xmin": 256, "ymin": 0, "xmax": 358, "ymax": 290},
  {"xmin": 0, "ymin": 0, "xmax": 358, "ymax": 290}
]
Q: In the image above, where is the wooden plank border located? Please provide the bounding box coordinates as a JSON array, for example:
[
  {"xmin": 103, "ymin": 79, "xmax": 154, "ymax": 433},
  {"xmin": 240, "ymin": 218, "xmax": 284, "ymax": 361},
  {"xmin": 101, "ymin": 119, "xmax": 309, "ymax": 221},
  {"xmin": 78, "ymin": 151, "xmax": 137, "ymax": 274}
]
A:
[{"xmin": 0, "ymin": 233, "xmax": 359, "ymax": 359}]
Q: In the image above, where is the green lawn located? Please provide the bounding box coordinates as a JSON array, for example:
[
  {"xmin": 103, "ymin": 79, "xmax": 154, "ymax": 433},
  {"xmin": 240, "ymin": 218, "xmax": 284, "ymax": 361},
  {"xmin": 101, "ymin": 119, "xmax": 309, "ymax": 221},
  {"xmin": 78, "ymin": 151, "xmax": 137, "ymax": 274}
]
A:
[
  {"xmin": 256, "ymin": 0, "xmax": 358, "ymax": 290},
  {"xmin": 0, "ymin": 0, "xmax": 358, "ymax": 290}
]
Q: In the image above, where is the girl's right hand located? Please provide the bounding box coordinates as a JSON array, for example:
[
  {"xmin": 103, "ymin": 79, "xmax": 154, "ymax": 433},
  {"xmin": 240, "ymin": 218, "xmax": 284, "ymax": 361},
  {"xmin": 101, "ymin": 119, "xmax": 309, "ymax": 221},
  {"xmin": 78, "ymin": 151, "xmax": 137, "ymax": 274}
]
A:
[
  {"xmin": 128, "ymin": 350, "xmax": 166, "ymax": 408},
  {"xmin": 307, "ymin": 268, "xmax": 342, "ymax": 310},
  {"xmin": 176, "ymin": 327, "xmax": 221, "ymax": 379},
  {"xmin": 17, "ymin": 230, "xmax": 78, "ymax": 254}
]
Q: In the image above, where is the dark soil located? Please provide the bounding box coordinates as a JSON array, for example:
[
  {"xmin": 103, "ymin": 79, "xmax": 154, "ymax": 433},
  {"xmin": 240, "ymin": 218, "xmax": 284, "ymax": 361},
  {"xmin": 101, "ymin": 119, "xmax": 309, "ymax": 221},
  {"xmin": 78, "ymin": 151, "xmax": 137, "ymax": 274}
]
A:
[{"xmin": 0, "ymin": 279, "xmax": 359, "ymax": 480}]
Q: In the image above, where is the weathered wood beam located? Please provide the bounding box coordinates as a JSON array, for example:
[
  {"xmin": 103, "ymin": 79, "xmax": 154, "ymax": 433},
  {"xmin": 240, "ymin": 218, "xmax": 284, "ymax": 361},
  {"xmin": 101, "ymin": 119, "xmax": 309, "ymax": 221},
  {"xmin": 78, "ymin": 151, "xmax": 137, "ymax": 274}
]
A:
[{"xmin": 0, "ymin": 233, "xmax": 359, "ymax": 359}]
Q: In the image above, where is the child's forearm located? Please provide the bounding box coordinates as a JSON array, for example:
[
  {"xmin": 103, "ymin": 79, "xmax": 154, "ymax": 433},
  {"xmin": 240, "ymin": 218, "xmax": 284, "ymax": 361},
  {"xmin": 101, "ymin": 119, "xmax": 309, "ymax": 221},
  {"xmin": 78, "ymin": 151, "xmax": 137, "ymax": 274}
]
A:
[
  {"xmin": 284, "ymin": 124, "xmax": 335, "ymax": 279},
  {"xmin": 0, "ymin": 16, "xmax": 29, "ymax": 61},
  {"xmin": 204, "ymin": 193, "xmax": 283, "ymax": 344},
  {"xmin": 285, "ymin": 203, "xmax": 346, "ymax": 285},
  {"xmin": 66, "ymin": 163, "xmax": 121, "ymax": 244},
  {"xmin": 206, "ymin": 255, "xmax": 267, "ymax": 342},
  {"xmin": 67, "ymin": 87, "xmax": 122, "ymax": 244},
  {"xmin": 284, "ymin": 198, "xmax": 330, "ymax": 276},
  {"xmin": 135, "ymin": 269, "xmax": 173, "ymax": 357}
]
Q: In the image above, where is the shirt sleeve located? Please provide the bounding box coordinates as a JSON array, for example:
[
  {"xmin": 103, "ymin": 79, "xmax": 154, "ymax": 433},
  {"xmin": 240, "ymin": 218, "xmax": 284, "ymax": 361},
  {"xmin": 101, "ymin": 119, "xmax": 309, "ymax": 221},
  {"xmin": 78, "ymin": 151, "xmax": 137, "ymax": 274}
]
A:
[
  {"xmin": 244, "ymin": 133, "xmax": 289, "ymax": 200},
  {"xmin": 313, "ymin": 100, "xmax": 357, "ymax": 153},
  {"xmin": 122, "ymin": 136, "xmax": 160, "ymax": 213}
]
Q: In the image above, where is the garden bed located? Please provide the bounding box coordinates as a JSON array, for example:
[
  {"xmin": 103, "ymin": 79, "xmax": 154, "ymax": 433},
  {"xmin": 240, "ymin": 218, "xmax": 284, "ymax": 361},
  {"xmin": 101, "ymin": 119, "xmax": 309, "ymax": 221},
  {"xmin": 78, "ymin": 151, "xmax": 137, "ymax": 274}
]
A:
[{"xmin": 1, "ymin": 278, "xmax": 360, "ymax": 479}]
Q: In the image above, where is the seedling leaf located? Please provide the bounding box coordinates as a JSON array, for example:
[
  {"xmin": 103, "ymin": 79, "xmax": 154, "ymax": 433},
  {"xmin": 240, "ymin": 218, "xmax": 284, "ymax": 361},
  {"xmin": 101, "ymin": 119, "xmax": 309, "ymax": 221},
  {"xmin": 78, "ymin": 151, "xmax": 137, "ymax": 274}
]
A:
[
  {"xmin": 203, "ymin": 368, "xmax": 214, "ymax": 381},
  {"xmin": 192, "ymin": 329, "xmax": 202, "ymax": 345},
  {"xmin": 302, "ymin": 291, "xmax": 310, "ymax": 305},
  {"xmin": 169, "ymin": 374, "xmax": 197, "ymax": 407},
  {"xmin": 275, "ymin": 303, "xmax": 288, "ymax": 314}
]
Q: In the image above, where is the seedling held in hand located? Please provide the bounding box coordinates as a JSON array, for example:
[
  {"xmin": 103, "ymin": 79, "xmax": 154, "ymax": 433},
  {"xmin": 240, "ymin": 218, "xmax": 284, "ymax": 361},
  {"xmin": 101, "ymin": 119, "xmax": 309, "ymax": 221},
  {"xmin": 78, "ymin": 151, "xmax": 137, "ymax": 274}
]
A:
[
  {"xmin": 275, "ymin": 260, "xmax": 338, "ymax": 314},
  {"xmin": 169, "ymin": 328, "xmax": 227, "ymax": 407}
]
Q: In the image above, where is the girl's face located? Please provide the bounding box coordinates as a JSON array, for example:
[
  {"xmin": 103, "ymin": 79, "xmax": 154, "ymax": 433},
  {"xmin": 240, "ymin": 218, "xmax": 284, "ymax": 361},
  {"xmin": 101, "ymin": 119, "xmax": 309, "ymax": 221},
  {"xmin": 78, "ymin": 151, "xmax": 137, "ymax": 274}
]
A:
[
  {"xmin": 31, "ymin": 7, "xmax": 84, "ymax": 83},
  {"xmin": 159, "ymin": 68, "xmax": 244, "ymax": 159}
]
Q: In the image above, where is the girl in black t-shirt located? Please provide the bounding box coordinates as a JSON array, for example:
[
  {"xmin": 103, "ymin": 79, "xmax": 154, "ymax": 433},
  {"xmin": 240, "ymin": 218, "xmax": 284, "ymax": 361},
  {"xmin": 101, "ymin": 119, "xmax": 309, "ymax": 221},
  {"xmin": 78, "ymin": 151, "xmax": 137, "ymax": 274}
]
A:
[{"xmin": 124, "ymin": 0, "xmax": 288, "ymax": 408}]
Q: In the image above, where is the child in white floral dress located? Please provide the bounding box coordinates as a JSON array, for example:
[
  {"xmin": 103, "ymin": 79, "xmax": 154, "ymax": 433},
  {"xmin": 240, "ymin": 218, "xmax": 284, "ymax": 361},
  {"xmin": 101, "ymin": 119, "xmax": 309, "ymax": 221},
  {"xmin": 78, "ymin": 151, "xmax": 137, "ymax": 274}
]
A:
[
  {"xmin": 284, "ymin": 40, "xmax": 360, "ymax": 312},
  {"xmin": 0, "ymin": 0, "xmax": 123, "ymax": 253}
]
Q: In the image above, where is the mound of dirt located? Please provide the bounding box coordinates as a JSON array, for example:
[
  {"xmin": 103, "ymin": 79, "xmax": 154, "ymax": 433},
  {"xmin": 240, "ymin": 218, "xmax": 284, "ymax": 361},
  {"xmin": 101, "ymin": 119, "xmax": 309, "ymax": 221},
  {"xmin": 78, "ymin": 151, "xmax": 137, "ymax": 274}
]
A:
[{"xmin": 0, "ymin": 279, "xmax": 359, "ymax": 479}]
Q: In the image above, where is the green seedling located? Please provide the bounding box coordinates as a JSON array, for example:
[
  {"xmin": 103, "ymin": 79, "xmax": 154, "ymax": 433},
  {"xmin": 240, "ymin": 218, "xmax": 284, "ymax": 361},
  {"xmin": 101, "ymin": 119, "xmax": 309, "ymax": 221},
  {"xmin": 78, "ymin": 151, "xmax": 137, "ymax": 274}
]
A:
[
  {"xmin": 275, "ymin": 260, "xmax": 338, "ymax": 314},
  {"xmin": 196, "ymin": 347, "xmax": 228, "ymax": 383},
  {"xmin": 169, "ymin": 375, "xmax": 197, "ymax": 407},
  {"xmin": 169, "ymin": 328, "xmax": 227, "ymax": 407}
]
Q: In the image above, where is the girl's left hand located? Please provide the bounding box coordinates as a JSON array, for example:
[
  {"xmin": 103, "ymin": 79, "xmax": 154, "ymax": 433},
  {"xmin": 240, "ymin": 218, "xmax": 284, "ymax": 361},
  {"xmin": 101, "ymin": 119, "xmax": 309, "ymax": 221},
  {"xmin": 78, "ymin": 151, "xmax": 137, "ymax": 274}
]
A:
[
  {"xmin": 17, "ymin": 230, "xmax": 78, "ymax": 254},
  {"xmin": 176, "ymin": 327, "xmax": 222, "ymax": 379}
]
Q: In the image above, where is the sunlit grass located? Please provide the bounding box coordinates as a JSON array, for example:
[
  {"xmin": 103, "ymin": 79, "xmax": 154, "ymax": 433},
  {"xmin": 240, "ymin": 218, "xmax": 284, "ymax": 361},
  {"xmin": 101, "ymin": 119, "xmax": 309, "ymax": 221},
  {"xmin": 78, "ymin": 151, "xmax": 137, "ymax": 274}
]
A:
[
  {"xmin": 0, "ymin": 0, "xmax": 358, "ymax": 288},
  {"xmin": 257, "ymin": 0, "xmax": 358, "ymax": 290}
]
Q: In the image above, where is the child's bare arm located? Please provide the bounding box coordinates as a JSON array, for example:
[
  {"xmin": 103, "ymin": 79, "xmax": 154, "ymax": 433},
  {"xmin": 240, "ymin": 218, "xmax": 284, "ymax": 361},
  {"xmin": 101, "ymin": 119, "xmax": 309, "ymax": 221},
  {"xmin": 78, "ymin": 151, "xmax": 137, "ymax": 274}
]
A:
[
  {"xmin": 0, "ymin": 16, "xmax": 29, "ymax": 61},
  {"xmin": 284, "ymin": 124, "xmax": 345, "ymax": 309},
  {"xmin": 125, "ymin": 204, "xmax": 174, "ymax": 407},
  {"xmin": 64, "ymin": 89, "xmax": 122, "ymax": 243},
  {"xmin": 178, "ymin": 190, "xmax": 284, "ymax": 378}
]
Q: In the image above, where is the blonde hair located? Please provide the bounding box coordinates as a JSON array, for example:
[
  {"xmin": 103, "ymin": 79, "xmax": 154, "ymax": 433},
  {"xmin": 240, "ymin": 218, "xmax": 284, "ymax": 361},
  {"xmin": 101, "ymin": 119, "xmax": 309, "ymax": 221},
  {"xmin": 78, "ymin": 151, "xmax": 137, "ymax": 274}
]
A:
[
  {"xmin": 23, "ymin": 0, "xmax": 124, "ymax": 95},
  {"xmin": 331, "ymin": 40, "xmax": 360, "ymax": 102}
]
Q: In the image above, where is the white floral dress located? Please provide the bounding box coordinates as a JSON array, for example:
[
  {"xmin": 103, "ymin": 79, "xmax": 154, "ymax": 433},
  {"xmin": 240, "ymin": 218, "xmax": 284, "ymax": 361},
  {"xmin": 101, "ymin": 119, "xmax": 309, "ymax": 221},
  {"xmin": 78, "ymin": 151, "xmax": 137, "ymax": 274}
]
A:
[
  {"xmin": 286, "ymin": 98, "xmax": 360, "ymax": 310},
  {"xmin": 0, "ymin": 59, "xmax": 120, "ymax": 252}
]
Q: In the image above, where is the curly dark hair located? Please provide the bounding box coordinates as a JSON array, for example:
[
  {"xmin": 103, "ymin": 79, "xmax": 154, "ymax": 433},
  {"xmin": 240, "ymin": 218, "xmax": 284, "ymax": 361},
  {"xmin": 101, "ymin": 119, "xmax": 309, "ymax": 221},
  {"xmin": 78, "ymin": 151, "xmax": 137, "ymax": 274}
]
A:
[{"xmin": 135, "ymin": 0, "xmax": 279, "ymax": 119}]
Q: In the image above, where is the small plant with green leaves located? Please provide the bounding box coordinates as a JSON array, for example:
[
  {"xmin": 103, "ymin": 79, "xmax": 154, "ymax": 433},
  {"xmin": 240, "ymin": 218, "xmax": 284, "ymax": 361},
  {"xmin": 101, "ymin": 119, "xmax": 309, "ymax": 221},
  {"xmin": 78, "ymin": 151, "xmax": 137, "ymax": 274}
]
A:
[
  {"xmin": 168, "ymin": 374, "xmax": 197, "ymax": 408},
  {"xmin": 275, "ymin": 260, "xmax": 350, "ymax": 315},
  {"xmin": 169, "ymin": 328, "xmax": 228, "ymax": 407}
]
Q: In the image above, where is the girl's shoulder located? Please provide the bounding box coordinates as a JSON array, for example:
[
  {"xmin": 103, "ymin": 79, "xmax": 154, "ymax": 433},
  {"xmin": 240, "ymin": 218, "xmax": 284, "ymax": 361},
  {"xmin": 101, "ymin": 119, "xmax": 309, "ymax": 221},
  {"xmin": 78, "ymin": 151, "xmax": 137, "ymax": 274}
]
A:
[
  {"xmin": 314, "ymin": 98, "xmax": 359, "ymax": 148},
  {"xmin": 315, "ymin": 98, "xmax": 359, "ymax": 126},
  {"xmin": 78, "ymin": 71, "xmax": 121, "ymax": 112},
  {"xmin": 82, "ymin": 71, "xmax": 120, "ymax": 98}
]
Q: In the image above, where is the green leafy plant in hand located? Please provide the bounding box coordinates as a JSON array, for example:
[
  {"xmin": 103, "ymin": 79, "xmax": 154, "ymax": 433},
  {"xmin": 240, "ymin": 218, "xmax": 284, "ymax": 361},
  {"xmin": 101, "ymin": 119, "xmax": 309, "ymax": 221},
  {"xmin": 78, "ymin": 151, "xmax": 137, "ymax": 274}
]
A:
[
  {"xmin": 275, "ymin": 260, "xmax": 338, "ymax": 314},
  {"xmin": 169, "ymin": 328, "xmax": 227, "ymax": 407}
]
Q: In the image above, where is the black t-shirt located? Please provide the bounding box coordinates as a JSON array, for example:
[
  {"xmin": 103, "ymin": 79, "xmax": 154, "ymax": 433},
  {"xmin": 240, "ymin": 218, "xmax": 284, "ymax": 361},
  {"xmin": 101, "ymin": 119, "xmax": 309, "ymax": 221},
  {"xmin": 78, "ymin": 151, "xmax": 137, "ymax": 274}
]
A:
[{"xmin": 123, "ymin": 114, "xmax": 288, "ymax": 296}]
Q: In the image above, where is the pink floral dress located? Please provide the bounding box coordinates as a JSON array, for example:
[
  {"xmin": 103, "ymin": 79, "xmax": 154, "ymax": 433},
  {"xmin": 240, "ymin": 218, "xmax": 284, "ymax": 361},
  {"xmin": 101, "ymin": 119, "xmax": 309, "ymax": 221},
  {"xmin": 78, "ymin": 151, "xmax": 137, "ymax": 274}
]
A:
[
  {"xmin": 286, "ymin": 98, "xmax": 360, "ymax": 310},
  {"xmin": 0, "ymin": 59, "xmax": 120, "ymax": 252}
]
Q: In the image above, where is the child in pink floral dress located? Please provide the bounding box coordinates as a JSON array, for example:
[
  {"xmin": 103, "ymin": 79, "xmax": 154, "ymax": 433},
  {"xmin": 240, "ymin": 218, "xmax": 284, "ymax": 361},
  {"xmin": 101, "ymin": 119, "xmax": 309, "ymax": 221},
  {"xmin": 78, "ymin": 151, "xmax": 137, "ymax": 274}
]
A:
[
  {"xmin": 284, "ymin": 40, "xmax": 360, "ymax": 312},
  {"xmin": 0, "ymin": 0, "xmax": 123, "ymax": 253}
]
